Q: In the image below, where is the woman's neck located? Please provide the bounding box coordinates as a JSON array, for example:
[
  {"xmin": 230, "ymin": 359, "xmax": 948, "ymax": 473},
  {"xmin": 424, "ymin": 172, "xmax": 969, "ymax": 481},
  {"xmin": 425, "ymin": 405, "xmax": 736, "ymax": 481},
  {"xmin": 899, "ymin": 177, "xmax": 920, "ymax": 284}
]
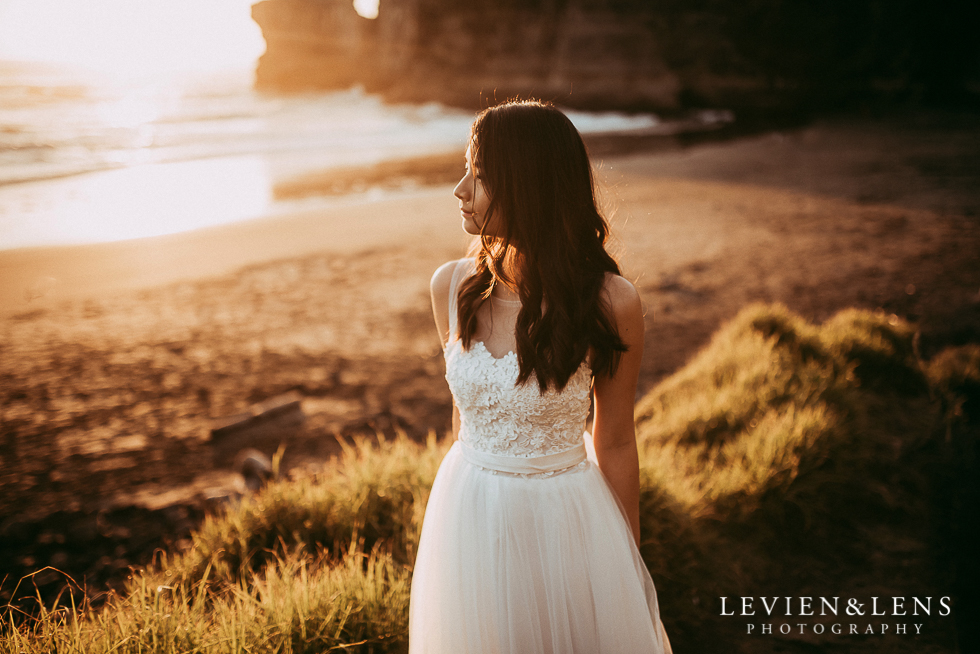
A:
[{"xmin": 490, "ymin": 282, "xmax": 521, "ymax": 303}]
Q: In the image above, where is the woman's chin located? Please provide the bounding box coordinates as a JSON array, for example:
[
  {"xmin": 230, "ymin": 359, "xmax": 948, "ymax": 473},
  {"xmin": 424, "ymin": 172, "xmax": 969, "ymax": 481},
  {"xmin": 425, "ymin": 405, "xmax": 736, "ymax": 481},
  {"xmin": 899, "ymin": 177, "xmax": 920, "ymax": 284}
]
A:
[{"xmin": 462, "ymin": 219, "xmax": 481, "ymax": 236}]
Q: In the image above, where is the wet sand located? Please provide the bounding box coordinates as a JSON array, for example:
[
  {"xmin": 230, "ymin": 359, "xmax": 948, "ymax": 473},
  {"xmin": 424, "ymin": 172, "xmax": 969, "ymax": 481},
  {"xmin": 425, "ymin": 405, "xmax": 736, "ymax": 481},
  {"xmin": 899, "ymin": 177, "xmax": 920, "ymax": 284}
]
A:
[
  {"xmin": 1, "ymin": 111, "xmax": 978, "ymax": 599},
  {"xmin": 0, "ymin": 187, "xmax": 469, "ymax": 313}
]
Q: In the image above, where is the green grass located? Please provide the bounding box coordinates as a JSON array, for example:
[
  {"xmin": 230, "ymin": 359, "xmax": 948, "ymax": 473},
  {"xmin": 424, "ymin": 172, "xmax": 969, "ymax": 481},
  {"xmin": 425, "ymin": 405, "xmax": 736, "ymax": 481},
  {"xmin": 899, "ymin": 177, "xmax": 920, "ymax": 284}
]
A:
[{"xmin": 3, "ymin": 305, "xmax": 977, "ymax": 653}]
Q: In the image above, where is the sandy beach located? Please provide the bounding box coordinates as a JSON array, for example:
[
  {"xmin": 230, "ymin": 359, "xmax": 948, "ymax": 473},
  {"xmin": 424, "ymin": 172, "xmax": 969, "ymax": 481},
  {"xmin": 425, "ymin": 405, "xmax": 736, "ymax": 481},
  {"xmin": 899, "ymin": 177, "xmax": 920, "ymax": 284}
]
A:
[{"xmin": 1, "ymin": 111, "xmax": 978, "ymax": 599}]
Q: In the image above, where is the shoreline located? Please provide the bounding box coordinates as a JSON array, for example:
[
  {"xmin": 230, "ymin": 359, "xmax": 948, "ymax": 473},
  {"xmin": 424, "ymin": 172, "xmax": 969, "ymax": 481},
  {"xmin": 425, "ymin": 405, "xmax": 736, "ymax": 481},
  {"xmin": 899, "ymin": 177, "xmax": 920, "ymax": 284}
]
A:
[
  {"xmin": 0, "ymin": 128, "xmax": 729, "ymax": 315},
  {"xmin": 0, "ymin": 186, "xmax": 469, "ymax": 316},
  {"xmin": 0, "ymin": 103, "xmax": 793, "ymax": 264}
]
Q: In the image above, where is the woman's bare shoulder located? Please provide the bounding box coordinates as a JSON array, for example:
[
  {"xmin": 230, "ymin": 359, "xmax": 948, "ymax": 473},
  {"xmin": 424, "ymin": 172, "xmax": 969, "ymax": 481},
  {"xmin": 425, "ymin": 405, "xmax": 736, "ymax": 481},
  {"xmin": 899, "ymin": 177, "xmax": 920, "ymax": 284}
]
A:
[
  {"xmin": 430, "ymin": 258, "xmax": 470, "ymax": 302},
  {"xmin": 600, "ymin": 273, "xmax": 643, "ymax": 322},
  {"xmin": 430, "ymin": 259, "xmax": 468, "ymax": 345},
  {"xmin": 430, "ymin": 260, "xmax": 458, "ymax": 298}
]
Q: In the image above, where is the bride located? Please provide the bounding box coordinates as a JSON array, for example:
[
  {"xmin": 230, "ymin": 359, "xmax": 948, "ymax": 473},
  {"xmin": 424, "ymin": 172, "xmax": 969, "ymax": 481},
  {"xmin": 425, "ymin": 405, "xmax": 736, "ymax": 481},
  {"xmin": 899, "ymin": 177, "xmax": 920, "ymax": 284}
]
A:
[{"xmin": 409, "ymin": 99, "xmax": 672, "ymax": 654}]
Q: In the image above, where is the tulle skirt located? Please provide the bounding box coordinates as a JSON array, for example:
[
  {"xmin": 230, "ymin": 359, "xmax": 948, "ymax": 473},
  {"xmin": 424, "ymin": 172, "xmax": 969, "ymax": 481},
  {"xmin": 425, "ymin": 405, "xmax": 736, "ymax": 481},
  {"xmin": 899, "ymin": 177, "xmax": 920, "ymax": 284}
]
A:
[{"xmin": 408, "ymin": 439, "xmax": 671, "ymax": 654}]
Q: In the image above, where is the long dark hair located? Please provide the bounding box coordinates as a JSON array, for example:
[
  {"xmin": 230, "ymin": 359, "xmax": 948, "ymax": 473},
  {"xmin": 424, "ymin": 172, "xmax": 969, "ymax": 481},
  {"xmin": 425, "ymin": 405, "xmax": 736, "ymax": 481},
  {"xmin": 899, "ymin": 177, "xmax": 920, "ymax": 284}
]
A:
[{"xmin": 456, "ymin": 99, "xmax": 627, "ymax": 392}]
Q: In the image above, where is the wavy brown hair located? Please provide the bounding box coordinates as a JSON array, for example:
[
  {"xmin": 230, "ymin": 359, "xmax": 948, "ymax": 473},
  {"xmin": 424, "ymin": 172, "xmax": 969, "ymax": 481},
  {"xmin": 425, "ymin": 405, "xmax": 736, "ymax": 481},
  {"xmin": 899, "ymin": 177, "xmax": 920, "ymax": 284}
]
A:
[{"xmin": 456, "ymin": 100, "xmax": 627, "ymax": 392}]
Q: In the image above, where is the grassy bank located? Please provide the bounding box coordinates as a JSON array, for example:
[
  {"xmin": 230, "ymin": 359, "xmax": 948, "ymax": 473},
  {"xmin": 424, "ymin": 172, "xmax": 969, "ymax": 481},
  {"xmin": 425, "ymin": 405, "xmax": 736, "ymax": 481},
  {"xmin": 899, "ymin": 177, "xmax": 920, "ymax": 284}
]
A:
[
  {"xmin": 634, "ymin": 304, "xmax": 977, "ymax": 649},
  {"xmin": 3, "ymin": 304, "xmax": 977, "ymax": 652},
  {"xmin": 2, "ymin": 435, "xmax": 449, "ymax": 653}
]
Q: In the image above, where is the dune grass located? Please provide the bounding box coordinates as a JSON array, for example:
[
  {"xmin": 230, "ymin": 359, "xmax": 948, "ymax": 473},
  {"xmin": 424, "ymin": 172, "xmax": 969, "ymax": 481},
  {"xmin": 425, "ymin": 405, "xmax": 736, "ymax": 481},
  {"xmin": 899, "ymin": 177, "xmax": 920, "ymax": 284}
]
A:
[
  {"xmin": 2, "ymin": 304, "xmax": 976, "ymax": 652},
  {"xmin": 2, "ymin": 434, "xmax": 449, "ymax": 653},
  {"xmin": 157, "ymin": 432, "xmax": 448, "ymax": 590},
  {"xmin": 634, "ymin": 304, "xmax": 975, "ymax": 649},
  {"xmin": 2, "ymin": 546, "xmax": 411, "ymax": 653},
  {"xmin": 638, "ymin": 305, "xmax": 929, "ymax": 511}
]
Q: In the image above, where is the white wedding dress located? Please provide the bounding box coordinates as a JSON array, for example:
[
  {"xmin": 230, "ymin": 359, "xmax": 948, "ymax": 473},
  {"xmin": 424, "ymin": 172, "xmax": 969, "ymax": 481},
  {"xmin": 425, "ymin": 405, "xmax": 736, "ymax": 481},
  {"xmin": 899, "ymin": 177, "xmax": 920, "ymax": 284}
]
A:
[{"xmin": 409, "ymin": 258, "xmax": 671, "ymax": 654}]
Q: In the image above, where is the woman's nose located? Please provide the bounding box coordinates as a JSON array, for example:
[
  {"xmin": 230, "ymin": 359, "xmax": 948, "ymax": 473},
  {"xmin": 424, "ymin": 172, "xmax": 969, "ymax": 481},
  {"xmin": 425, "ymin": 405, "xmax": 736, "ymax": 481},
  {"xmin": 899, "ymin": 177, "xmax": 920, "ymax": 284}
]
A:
[{"xmin": 454, "ymin": 175, "xmax": 470, "ymax": 201}]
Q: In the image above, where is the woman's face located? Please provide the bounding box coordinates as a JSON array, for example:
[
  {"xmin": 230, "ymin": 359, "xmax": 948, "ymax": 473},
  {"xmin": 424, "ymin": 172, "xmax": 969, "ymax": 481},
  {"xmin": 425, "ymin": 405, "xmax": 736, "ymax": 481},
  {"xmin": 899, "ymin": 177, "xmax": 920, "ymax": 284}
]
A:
[{"xmin": 454, "ymin": 146, "xmax": 496, "ymax": 237}]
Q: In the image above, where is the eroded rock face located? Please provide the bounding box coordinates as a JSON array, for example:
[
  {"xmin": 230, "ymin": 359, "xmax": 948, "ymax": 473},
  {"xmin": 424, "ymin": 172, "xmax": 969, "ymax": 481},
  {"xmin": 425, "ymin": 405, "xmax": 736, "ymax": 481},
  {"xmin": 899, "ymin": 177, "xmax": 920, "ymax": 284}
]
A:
[
  {"xmin": 252, "ymin": 0, "xmax": 387, "ymax": 92},
  {"xmin": 252, "ymin": 0, "xmax": 684, "ymax": 111},
  {"xmin": 252, "ymin": 0, "xmax": 980, "ymax": 112}
]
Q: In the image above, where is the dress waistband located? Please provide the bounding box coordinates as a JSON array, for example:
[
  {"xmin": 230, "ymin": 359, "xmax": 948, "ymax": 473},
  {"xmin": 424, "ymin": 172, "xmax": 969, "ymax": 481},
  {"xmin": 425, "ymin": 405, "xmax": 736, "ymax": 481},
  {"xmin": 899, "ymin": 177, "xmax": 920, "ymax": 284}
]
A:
[{"xmin": 458, "ymin": 441, "xmax": 587, "ymax": 475}]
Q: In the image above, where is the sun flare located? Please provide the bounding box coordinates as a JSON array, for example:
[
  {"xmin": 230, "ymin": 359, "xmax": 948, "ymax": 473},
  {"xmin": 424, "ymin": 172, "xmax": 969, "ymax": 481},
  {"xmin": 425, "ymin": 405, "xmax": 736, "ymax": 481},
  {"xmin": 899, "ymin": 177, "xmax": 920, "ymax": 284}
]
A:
[
  {"xmin": 352, "ymin": 0, "xmax": 380, "ymax": 19},
  {"xmin": 0, "ymin": 0, "xmax": 265, "ymax": 77}
]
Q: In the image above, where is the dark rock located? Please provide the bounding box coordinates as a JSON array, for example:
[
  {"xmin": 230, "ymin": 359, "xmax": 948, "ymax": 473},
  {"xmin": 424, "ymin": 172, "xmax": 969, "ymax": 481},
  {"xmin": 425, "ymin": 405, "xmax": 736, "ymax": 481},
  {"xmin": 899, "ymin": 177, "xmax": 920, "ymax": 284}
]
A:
[
  {"xmin": 238, "ymin": 448, "xmax": 274, "ymax": 491},
  {"xmin": 210, "ymin": 390, "xmax": 304, "ymax": 441}
]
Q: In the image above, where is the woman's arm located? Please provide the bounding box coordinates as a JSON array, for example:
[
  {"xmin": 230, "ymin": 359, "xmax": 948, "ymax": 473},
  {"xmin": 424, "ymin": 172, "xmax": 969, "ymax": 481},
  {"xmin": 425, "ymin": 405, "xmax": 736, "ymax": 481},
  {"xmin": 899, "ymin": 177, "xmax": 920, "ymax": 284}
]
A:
[
  {"xmin": 430, "ymin": 260, "xmax": 461, "ymax": 440},
  {"xmin": 591, "ymin": 274, "xmax": 646, "ymax": 547}
]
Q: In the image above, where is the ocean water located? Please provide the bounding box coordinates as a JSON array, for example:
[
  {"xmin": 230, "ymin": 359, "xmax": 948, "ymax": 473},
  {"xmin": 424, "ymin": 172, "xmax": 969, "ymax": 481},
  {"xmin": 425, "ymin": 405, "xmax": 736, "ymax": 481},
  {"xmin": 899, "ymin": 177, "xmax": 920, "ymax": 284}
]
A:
[{"xmin": 0, "ymin": 61, "xmax": 680, "ymax": 250}]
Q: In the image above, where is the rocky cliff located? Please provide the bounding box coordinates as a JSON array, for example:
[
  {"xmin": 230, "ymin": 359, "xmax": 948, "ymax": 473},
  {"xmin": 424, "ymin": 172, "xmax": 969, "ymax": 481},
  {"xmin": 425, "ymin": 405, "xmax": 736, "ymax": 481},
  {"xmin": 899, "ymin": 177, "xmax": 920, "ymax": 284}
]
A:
[
  {"xmin": 252, "ymin": 0, "xmax": 980, "ymax": 112},
  {"xmin": 252, "ymin": 0, "xmax": 685, "ymax": 110}
]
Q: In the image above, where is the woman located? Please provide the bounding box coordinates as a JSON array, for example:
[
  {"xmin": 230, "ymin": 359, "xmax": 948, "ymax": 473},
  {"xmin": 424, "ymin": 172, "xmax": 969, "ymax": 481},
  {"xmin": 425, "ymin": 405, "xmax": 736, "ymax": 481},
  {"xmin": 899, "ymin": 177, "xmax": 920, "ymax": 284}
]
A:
[{"xmin": 409, "ymin": 100, "xmax": 671, "ymax": 654}]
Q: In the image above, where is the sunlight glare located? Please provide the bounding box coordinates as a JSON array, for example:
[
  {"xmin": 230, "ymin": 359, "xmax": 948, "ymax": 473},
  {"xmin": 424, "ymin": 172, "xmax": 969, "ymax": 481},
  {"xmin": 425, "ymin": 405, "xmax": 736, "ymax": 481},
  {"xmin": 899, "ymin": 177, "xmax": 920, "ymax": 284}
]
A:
[
  {"xmin": 0, "ymin": 0, "xmax": 265, "ymax": 77},
  {"xmin": 0, "ymin": 157, "xmax": 273, "ymax": 247},
  {"xmin": 353, "ymin": 0, "xmax": 380, "ymax": 19}
]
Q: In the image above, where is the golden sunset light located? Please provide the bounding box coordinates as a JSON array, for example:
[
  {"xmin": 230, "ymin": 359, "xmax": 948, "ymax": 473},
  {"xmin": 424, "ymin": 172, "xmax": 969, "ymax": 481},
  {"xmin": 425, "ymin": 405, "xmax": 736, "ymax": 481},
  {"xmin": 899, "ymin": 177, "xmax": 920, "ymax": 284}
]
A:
[
  {"xmin": 0, "ymin": 0, "xmax": 265, "ymax": 76},
  {"xmin": 0, "ymin": 0, "xmax": 977, "ymax": 651}
]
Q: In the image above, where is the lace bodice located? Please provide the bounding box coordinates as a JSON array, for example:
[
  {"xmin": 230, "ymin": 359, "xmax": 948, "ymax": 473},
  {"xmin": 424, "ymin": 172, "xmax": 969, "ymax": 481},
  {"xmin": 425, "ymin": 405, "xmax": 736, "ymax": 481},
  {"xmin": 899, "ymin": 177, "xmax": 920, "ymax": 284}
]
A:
[{"xmin": 444, "ymin": 259, "xmax": 593, "ymax": 458}]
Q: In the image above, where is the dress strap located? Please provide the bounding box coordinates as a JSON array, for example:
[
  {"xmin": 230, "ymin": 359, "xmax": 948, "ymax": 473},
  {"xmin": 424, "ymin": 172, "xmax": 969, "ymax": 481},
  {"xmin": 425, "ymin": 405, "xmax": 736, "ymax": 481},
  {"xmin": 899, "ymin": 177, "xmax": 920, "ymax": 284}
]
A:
[{"xmin": 447, "ymin": 257, "xmax": 475, "ymax": 341}]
